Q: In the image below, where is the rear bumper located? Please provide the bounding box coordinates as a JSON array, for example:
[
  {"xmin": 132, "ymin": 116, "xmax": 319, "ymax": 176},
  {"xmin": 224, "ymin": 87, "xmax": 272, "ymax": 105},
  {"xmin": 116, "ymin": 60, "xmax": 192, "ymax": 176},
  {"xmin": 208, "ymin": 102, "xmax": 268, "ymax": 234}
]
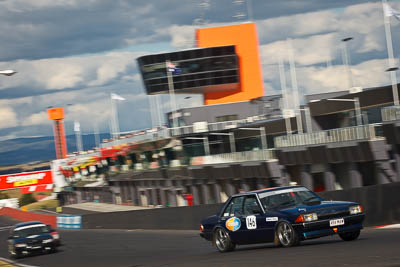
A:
[
  {"xmin": 294, "ymin": 213, "xmax": 365, "ymax": 240},
  {"xmin": 200, "ymin": 231, "xmax": 213, "ymax": 241}
]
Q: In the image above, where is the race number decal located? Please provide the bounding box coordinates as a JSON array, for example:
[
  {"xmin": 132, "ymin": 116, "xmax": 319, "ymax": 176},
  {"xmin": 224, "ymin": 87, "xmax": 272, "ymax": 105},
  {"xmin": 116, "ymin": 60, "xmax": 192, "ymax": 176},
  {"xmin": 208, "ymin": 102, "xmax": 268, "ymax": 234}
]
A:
[{"xmin": 246, "ymin": 215, "xmax": 257, "ymax": 230}]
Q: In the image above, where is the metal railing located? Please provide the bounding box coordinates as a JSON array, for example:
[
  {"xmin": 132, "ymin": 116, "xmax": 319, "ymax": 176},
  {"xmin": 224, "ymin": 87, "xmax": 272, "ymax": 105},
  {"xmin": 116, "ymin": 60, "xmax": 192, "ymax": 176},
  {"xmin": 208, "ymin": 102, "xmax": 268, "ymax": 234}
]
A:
[
  {"xmin": 274, "ymin": 124, "xmax": 383, "ymax": 148},
  {"xmin": 169, "ymin": 115, "xmax": 271, "ymax": 136},
  {"xmin": 381, "ymin": 105, "xmax": 400, "ymax": 122},
  {"xmin": 191, "ymin": 149, "xmax": 276, "ymax": 165},
  {"xmin": 101, "ymin": 127, "xmax": 171, "ymax": 148}
]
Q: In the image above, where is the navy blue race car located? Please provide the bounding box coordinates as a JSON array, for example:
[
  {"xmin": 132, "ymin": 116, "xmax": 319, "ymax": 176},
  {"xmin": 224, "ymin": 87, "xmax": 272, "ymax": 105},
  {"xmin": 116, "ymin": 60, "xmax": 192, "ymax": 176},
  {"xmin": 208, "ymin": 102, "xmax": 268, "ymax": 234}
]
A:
[
  {"xmin": 200, "ymin": 186, "xmax": 365, "ymax": 252},
  {"xmin": 8, "ymin": 221, "xmax": 61, "ymax": 258}
]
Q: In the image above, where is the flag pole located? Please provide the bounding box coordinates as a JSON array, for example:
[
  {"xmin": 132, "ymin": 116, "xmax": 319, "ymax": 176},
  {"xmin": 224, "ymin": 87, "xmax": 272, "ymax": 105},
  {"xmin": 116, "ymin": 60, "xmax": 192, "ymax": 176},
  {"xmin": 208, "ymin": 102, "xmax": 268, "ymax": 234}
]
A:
[
  {"xmin": 155, "ymin": 94, "xmax": 162, "ymax": 127},
  {"xmin": 383, "ymin": 0, "xmax": 400, "ymax": 106},
  {"xmin": 166, "ymin": 60, "xmax": 179, "ymax": 131},
  {"xmin": 287, "ymin": 38, "xmax": 303, "ymax": 134},
  {"xmin": 278, "ymin": 55, "xmax": 292, "ymax": 135},
  {"xmin": 148, "ymin": 95, "xmax": 155, "ymax": 128}
]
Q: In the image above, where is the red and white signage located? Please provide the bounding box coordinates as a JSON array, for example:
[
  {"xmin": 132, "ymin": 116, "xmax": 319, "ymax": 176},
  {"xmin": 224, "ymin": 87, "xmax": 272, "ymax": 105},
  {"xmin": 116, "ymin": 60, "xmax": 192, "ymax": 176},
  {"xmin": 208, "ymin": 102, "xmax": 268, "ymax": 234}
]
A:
[{"xmin": 0, "ymin": 170, "xmax": 53, "ymax": 192}]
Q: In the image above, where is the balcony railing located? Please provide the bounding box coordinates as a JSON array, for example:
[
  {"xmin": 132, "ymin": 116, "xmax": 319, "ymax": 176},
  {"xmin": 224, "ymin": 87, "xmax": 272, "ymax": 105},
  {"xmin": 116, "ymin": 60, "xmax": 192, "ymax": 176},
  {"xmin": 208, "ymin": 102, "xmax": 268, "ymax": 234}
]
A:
[
  {"xmin": 101, "ymin": 127, "xmax": 171, "ymax": 148},
  {"xmin": 190, "ymin": 149, "xmax": 276, "ymax": 165},
  {"xmin": 381, "ymin": 106, "xmax": 400, "ymax": 122},
  {"xmin": 274, "ymin": 124, "xmax": 383, "ymax": 148}
]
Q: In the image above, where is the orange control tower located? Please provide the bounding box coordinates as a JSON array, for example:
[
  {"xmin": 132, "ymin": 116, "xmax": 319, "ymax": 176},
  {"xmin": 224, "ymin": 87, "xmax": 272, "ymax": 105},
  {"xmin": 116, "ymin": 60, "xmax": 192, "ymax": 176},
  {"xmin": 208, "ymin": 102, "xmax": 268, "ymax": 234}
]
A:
[
  {"xmin": 196, "ymin": 23, "xmax": 264, "ymax": 105},
  {"xmin": 47, "ymin": 107, "xmax": 68, "ymax": 159}
]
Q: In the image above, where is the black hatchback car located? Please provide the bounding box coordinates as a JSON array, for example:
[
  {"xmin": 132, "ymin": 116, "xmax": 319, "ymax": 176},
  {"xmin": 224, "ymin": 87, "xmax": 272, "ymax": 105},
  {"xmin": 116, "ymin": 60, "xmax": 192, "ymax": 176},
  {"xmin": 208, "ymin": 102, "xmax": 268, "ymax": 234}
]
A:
[
  {"xmin": 200, "ymin": 186, "xmax": 365, "ymax": 252},
  {"xmin": 8, "ymin": 221, "xmax": 61, "ymax": 258}
]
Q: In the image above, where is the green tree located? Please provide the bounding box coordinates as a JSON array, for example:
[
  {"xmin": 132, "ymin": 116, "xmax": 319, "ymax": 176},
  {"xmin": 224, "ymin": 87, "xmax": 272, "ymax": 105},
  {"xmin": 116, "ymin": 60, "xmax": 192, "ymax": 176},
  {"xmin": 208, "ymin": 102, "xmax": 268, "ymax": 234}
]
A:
[{"xmin": 19, "ymin": 193, "xmax": 37, "ymax": 207}]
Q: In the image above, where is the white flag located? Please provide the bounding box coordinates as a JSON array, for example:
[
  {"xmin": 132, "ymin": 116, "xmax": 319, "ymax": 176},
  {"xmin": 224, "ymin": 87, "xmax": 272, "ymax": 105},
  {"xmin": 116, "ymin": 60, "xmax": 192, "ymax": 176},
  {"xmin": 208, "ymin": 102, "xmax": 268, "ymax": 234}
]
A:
[
  {"xmin": 74, "ymin": 121, "xmax": 80, "ymax": 132},
  {"xmin": 383, "ymin": 3, "xmax": 400, "ymax": 20},
  {"xmin": 111, "ymin": 93, "xmax": 126, "ymax": 101}
]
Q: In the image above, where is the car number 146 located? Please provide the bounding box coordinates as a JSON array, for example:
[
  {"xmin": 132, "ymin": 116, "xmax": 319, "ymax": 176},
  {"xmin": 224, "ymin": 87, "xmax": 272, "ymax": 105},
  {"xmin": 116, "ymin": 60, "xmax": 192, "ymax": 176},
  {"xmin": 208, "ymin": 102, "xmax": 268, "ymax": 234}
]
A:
[{"xmin": 329, "ymin": 218, "xmax": 344, "ymax": 227}]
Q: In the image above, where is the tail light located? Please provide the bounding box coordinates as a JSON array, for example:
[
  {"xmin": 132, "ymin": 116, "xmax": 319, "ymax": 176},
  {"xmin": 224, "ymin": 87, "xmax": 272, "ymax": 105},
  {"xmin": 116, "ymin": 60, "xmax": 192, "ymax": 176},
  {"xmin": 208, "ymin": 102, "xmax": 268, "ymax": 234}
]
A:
[{"xmin": 200, "ymin": 225, "xmax": 204, "ymax": 232}]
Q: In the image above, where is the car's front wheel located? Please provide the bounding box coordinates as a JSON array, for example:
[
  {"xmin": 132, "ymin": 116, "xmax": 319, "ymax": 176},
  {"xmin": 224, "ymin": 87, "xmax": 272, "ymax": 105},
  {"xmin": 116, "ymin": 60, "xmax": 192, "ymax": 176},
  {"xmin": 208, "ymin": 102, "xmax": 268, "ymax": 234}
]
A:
[
  {"xmin": 276, "ymin": 222, "xmax": 300, "ymax": 247},
  {"xmin": 9, "ymin": 246, "xmax": 21, "ymax": 259},
  {"xmin": 339, "ymin": 230, "xmax": 360, "ymax": 241},
  {"xmin": 214, "ymin": 228, "xmax": 236, "ymax": 252}
]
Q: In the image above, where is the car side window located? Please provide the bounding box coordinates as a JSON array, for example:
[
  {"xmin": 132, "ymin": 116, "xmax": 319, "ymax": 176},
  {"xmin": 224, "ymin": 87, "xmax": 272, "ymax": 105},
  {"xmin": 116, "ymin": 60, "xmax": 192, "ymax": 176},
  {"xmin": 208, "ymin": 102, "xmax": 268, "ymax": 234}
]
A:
[
  {"xmin": 243, "ymin": 196, "xmax": 262, "ymax": 215},
  {"xmin": 222, "ymin": 196, "xmax": 244, "ymax": 217}
]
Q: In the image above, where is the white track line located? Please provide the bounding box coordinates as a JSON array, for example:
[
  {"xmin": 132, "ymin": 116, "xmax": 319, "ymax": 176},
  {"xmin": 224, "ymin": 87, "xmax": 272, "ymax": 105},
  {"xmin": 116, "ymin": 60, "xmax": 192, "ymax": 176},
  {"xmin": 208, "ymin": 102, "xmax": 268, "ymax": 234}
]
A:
[{"xmin": 376, "ymin": 224, "xmax": 400, "ymax": 229}]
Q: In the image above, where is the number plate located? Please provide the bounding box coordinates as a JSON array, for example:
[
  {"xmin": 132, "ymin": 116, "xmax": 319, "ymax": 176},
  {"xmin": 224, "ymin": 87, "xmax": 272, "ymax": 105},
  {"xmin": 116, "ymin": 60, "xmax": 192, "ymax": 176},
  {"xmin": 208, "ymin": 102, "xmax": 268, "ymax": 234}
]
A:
[{"xmin": 329, "ymin": 218, "xmax": 344, "ymax": 227}]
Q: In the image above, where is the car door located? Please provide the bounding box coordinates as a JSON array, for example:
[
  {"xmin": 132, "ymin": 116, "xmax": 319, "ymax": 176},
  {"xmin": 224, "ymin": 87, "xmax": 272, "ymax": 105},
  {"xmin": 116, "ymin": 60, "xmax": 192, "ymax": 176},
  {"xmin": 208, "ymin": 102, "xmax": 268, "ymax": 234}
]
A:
[
  {"xmin": 219, "ymin": 196, "xmax": 248, "ymax": 243},
  {"xmin": 240, "ymin": 195, "xmax": 273, "ymax": 243}
]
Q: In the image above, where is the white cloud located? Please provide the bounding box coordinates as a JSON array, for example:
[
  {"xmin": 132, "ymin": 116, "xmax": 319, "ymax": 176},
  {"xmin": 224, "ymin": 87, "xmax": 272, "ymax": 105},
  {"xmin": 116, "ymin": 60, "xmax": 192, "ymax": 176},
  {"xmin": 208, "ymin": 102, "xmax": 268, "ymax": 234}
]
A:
[
  {"xmin": 0, "ymin": 106, "xmax": 18, "ymax": 129},
  {"xmin": 21, "ymin": 111, "xmax": 48, "ymax": 126}
]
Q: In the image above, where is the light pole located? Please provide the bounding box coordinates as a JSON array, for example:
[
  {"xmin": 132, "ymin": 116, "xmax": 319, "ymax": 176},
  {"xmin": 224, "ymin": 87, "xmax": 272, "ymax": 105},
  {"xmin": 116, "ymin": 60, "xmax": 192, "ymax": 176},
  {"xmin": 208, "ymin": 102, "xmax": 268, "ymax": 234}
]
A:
[
  {"xmin": 341, "ymin": 37, "xmax": 354, "ymax": 90},
  {"xmin": 382, "ymin": 0, "xmax": 400, "ymax": 106}
]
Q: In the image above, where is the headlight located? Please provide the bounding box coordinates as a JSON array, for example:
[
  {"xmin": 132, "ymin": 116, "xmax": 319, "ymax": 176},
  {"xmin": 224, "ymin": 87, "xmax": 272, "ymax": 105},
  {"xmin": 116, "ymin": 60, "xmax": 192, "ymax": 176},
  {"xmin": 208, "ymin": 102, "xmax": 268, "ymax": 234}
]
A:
[
  {"xmin": 15, "ymin": 243, "xmax": 27, "ymax": 248},
  {"xmin": 349, "ymin": 205, "xmax": 363, "ymax": 214},
  {"xmin": 303, "ymin": 213, "xmax": 318, "ymax": 222},
  {"xmin": 42, "ymin": 239, "xmax": 53, "ymax": 244},
  {"xmin": 295, "ymin": 213, "xmax": 318, "ymax": 223}
]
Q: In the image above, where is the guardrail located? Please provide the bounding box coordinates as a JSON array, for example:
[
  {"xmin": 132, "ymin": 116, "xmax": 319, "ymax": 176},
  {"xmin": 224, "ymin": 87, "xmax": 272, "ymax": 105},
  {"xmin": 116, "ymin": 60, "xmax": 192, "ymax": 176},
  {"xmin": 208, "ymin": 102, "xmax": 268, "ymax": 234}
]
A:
[
  {"xmin": 191, "ymin": 149, "xmax": 276, "ymax": 165},
  {"xmin": 381, "ymin": 105, "xmax": 400, "ymax": 122},
  {"xmin": 274, "ymin": 124, "xmax": 383, "ymax": 148}
]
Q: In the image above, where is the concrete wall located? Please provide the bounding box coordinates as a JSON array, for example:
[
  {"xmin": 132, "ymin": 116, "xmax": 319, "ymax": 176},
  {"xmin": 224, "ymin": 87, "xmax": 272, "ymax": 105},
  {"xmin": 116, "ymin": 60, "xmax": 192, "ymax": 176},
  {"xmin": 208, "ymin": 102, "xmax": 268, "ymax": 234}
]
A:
[{"xmin": 80, "ymin": 182, "xmax": 400, "ymax": 230}]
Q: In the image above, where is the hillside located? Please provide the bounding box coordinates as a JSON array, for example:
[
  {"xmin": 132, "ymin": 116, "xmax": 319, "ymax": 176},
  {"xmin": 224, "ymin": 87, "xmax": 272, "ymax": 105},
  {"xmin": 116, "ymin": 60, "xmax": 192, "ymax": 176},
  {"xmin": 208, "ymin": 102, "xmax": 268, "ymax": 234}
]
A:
[{"xmin": 0, "ymin": 133, "xmax": 110, "ymax": 168}]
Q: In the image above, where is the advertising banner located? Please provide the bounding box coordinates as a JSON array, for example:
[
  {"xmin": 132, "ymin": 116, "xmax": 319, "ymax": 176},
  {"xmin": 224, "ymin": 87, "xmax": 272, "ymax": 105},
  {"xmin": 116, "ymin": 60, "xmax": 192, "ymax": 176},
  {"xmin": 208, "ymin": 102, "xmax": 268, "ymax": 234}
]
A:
[{"xmin": 0, "ymin": 170, "xmax": 53, "ymax": 191}]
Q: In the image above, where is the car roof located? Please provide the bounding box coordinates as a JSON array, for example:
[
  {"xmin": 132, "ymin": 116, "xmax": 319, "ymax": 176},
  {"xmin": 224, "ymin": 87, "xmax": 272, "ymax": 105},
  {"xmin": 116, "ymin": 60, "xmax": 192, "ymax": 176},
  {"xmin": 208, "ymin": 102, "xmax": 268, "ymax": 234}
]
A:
[
  {"xmin": 14, "ymin": 221, "xmax": 44, "ymax": 228},
  {"xmin": 231, "ymin": 185, "xmax": 307, "ymax": 197}
]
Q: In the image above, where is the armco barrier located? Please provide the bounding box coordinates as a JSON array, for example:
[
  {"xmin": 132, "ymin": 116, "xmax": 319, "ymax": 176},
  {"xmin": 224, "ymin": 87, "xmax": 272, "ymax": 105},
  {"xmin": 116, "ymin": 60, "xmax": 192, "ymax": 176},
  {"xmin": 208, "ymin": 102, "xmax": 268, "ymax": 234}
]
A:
[
  {"xmin": 0, "ymin": 207, "xmax": 57, "ymax": 228},
  {"xmin": 81, "ymin": 182, "xmax": 400, "ymax": 230},
  {"xmin": 57, "ymin": 215, "xmax": 82, "ymax": 229}
]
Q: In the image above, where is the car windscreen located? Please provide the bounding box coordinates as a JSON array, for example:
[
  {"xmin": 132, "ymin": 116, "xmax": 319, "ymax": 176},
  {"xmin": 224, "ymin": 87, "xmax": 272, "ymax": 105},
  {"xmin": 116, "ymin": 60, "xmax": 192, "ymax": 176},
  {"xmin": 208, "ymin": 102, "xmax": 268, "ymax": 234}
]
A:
[
  {"xmin": 13, "ymin": 224, "xmax": 51, "ymax": 238},
  {"xmin": 258, "ymin": 187, "xmax": 322, "ymax": 210}
]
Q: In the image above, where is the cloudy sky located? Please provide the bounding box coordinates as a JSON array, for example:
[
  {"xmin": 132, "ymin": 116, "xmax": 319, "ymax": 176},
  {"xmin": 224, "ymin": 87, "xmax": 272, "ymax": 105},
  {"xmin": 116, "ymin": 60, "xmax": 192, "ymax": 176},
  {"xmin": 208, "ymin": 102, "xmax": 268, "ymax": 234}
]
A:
[{"xmin": 0, "ymin": 0, "xmax": 399, "ymax": 141}]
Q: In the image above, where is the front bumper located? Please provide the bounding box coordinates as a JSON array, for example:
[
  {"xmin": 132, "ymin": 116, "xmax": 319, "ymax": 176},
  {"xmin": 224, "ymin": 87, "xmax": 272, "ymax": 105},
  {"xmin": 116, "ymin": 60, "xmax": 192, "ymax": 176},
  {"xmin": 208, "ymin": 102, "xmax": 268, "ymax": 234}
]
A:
[
  {"xmin": 293, "ymin": 213, "xmax": 365, "ymax": 240},
  {"xmin": 15, "ymin": 243, "xmax": 56, "ymax": 254}
]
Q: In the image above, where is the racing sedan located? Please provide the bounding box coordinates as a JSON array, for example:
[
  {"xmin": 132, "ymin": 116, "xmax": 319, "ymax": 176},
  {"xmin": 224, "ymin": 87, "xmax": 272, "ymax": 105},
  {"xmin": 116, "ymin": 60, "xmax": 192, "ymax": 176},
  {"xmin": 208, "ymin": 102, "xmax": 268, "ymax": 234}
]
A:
[
  {"xmin": 8, "ymin": 221, "xmax": 61, "ymax": 258},
  {"xmin": 200, "ymin": 186, "xmax": 365, "ymax": 252}
]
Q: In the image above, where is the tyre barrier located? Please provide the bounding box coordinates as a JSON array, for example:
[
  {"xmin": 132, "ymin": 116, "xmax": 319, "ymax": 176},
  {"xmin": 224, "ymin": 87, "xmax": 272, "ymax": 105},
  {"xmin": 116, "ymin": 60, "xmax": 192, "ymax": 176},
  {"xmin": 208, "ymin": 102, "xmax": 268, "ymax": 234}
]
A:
[{"xmin": 57, "ymin": 215, "xmax": 82, "ymax": 229}]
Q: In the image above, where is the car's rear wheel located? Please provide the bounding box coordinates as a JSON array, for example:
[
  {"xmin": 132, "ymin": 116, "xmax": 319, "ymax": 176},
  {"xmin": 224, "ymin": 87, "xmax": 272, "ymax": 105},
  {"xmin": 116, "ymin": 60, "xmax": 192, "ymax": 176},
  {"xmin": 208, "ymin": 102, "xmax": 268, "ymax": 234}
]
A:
[
  {"xmin": 214, "ymin": 228, "xmax": 236, "ymax": 252},
  {"xmin": 276, "ymin": 222, "xmax": 299, "ymax": 247},
  {"xmin": 339, "ymin": 230, "xmax": 360, "ymax": 241}
]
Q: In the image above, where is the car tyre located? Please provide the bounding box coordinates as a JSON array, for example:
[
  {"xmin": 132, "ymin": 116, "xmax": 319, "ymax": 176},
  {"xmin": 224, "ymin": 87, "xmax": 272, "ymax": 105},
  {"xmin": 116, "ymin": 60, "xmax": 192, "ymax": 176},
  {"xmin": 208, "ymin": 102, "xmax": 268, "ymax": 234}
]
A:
[
  {"xmin": 339, "ymin": 230, "xmax": 360, "ymax": 241},
  {"xmin": 214, "ymin": 228, "xmax": 236, "ymax": 253},
  {"xmin": 276, "ymin": 222, "xmax": 300, "ymax": 247},
  {"xmin": 9, "ymin": 247, "xmax": 21, "ymax": 259}
]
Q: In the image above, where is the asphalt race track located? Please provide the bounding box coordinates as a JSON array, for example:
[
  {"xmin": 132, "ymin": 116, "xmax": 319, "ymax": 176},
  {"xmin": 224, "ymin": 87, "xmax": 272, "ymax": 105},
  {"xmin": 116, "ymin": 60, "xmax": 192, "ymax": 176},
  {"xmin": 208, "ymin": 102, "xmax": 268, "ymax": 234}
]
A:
[{"xmin": 0, "ymin": 216, "xmax": 399, "ymax": 267}]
